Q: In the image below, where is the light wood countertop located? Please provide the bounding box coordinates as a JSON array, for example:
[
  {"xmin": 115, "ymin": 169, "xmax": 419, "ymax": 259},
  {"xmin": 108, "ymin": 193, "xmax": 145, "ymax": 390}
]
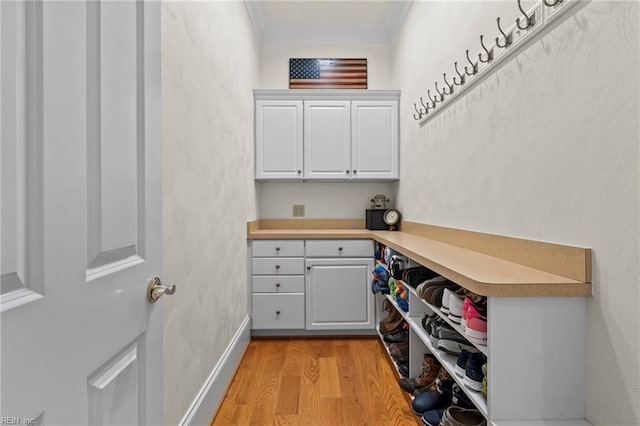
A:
[{"xmin": 247, "ymin": 219, "xmax": 592, "ymax": 298}]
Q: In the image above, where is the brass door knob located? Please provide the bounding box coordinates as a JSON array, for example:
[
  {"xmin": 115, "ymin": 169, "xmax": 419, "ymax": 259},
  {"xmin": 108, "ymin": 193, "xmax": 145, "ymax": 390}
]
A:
[{"xmin": 147, "ymin": 277, "xmax": 176, "ymax": 302}]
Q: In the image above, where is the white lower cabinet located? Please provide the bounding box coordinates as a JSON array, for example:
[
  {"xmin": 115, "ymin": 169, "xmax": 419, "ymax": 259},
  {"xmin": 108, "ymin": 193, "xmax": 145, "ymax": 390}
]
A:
[
  {"xmin": 250, "ymin": 239, "xmax": 375, "ymax": 333},
  {"xmin": 305, "ymin": 258, "xmax": 374, "ymax": 330}
]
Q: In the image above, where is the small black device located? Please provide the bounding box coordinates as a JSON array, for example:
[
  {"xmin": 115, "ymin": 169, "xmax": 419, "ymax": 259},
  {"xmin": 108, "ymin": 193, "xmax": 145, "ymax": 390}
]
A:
[{"xmin": 365, "ymin": 209, "xmax": 387, "ymax": 230}]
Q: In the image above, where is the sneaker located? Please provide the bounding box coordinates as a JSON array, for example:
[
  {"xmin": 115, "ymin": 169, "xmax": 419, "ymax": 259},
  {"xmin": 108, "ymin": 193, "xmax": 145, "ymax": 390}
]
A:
[
  {"xmin": 383, "ymin": 324, "xmax": 409, "ymax": 344},
  {"xmin": 398, "ymin": 354, "xmax": 440, "ymax": 394},
  {"xmin": 451, "ymin": 383, "xmax": 475, "ymax": 409},
  {"xmin": 447, "ymin": 292, "xmax": 464, "ymax": 324},
  {"xmin": 427, "ymin": 317, "xmax": 446, "ymax": 347},
  {"xmin": 421, "ymin": 408, "xmax": 446, "ymax": 426},
  {"xmin": 416, "ymin": 276, "xmax": 450, "ymax": 299},
  {"xmin": 481, "ymin": 363, "xmax": 487, "ymax": 400},
  {"xmin": 465, "ymin": 300, "xmax": 487, "ymax": 345},
  {"xmin": 436, "ymin": 324, "xmax": 478, "ymax": 355},
  {"xmin": 461, "ymin": 295, "xmax": 485, "ymax": 331},
  {"xmin": 440, "ymin": 406, "xmax": 486, "ymax": 426},
  {"xmin": 463, "ymin": 352, "xmax": 487, "ymax": 392},
  {"xmin": 455, "ymin": 349, "xmax": 478, "ymax": 377}
]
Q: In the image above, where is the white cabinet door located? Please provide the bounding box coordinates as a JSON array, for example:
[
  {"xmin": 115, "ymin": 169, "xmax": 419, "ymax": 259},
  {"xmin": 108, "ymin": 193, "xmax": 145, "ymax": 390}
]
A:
[
  {"xmin": 1, "ymin": 2, "xmax": 163, "ymax": 425},
  {"xmin": 255, "ymin": 100, "xmax": 303, "ymax": 180},
  {"xmin": 351, "ymin": 101, "xmax": 399, "ymax": 180},
  {"xmin": 305, "ymin": 258, "xmax": 375, "ymax": 330},
  {"xmin": 303, "ymin": 100, "xmax": 351, "ymax": 180}
]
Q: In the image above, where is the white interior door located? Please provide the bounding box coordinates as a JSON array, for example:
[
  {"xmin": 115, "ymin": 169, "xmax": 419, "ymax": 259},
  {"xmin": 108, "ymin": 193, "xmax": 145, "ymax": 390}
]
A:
[{"xmin": 1, "ymin": 1, "xmax": 163, "ymax": 425}]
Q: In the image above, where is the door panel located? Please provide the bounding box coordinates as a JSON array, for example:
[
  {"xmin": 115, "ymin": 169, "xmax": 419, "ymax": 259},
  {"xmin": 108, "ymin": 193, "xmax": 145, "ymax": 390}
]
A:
[{"xmin": 1, "ymin": 1, "xmax": 162, "ymax": 424}]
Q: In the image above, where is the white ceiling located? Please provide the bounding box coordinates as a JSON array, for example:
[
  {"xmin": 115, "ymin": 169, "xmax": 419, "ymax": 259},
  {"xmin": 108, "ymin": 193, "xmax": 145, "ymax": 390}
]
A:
[{"xmin": 245, "ymin": 0, "xmax": 413, "ymax": 45}]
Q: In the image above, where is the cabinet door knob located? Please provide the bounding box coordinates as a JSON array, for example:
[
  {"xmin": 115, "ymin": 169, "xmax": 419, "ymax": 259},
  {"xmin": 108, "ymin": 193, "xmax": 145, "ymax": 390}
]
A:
[
  {"xmin": 276, "ymin": 310, "xmax": 281, "ymax": 315},
  {"xmin": 306, "ymin": 266, "xmax": 311, "ymax": 270},
  {"xmin": 297, "ymin": 169, "xmax": 302, "ymax": 174},
  {"xmin": 353, "ymin": 170, "xmax": 357, "ymax": 174},
  {"xmin": 345, "ymin": 170, "xmax": 350, "ymax": 174},
  {"xmin": 275, "ymin": 264, "xmax": 280, "ymax": 270},
  {"xmin": 275, "ymin": 282, "xmax": 281, "ymax": 287},
  {"xmin": 275, "ymin": 247, "xmax": 280, "ymax": 251},
  {"xmin": 338, "ymin": 247, "xmax": 343, "ymax": 251}
]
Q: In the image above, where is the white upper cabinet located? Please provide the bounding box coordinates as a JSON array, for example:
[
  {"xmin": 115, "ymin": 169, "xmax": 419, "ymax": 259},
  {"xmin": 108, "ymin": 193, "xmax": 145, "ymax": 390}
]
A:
[
  {"xmin": 254, "ymin": 90, "xmax": 400, "ymax": 182},
  {"xmin": 303, "ymin": 101, "xmax": 351, "ymax": 180},
  {"xmin": 255, "ymin": 100, "xmax": 303, "ymax": 180},
  {"xmin": 351, "ymin": 101, "xmax": 399, "ymax": 180}
]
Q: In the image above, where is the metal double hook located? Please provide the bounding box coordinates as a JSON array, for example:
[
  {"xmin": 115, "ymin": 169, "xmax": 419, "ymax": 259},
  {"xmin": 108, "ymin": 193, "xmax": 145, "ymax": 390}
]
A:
[
  {"xmin": 478, "ymin": 35, "xmax": 493, "ymax": 63},
  {"xmin": 543, "ymin": 0, "xmax": 562, "ymax": 7},
  {"xmin": 453, "ymin": 62, "xmax": 465, "ymax": 85},
  {"xmin": 516, "ymin": 0, "xmax": 535, "ymax": 30},
  {"xmin": 465, "ymin": 49, "xmax": 478, "ymax": 76},
  {"xmin": 413, "ymin": 102, "xmax": 425, "ymax": 120},
  {"xmin": 495, "ymin": 17, "xmax": 512, "ymax": 49}
]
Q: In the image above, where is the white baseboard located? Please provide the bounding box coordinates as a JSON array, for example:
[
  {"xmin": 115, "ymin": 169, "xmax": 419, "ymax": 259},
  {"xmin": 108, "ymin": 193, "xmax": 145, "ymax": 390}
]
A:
[{"xmin": 179, "ymin": 315, "xmax": 251, "ymax": 426}]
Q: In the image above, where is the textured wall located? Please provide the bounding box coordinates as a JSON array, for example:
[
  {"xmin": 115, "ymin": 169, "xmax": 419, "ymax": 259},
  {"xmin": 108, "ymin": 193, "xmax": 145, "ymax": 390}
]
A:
[
  {"xmin": 161, "ymin": 2, "xmax": 259, "ymax": 424},
  {"xmin": 392, "ymin": 1, "xmax": 639, "ymax": 424},
  {"xmin": 257, "ymin": 44, "xmax": 399, "ymax": 218}
]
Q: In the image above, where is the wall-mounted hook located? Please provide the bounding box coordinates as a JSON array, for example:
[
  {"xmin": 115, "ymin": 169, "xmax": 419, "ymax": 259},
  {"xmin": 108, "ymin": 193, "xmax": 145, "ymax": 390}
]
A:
[
  {"xmin": 427, "ymin": 89, "xmax": 438, "ymax": 107},
  {"xmin": 543, "ymin": 0, "xmax": 562, "ymax": 6},
  {"xmin": 516, "ymin": 0, "xmax": 534, "ymax": 30},
  {"xmin": 443, "ymin": 73, "xmax": 453, "ymax": 95},
  {"xmin": 465, "ymin": 49, "xmax": 478, "ymax": 76},
  {"xmin": 435, "ymin": 82, "xmax": 444, "ymax": 101},
  {"xmin": 478, "ymin": 35, "xmax": 493, "ymax": 63},
  {"xmin": 495, "ymin": 17, "xmax": 512, "ymax": 48},
  {"xmin": 413, "ymin": 103, "xmax": 424, "ymax": 120},
  {"xmin": 453, "ymin": 62, "xmax": 465, "ymax": 85},
  {"xmin": 420, "ymin": 97, "xmax": 430, "ymax": 113}
]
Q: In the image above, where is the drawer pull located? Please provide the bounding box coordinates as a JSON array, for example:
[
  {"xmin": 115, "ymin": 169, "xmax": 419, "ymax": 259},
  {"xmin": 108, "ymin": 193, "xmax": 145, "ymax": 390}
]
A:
[
  {"xmin": 276, "ymin": 310, "xmax": 281, "ymax": 315},
  {"xmin": 275, "ymin": 282, "xmax": 281, "ymax": 287},
  {"xmin": 275, "ymin": 264, "xmax": 280, "ymax": 270},
  {"xmin": 338, "ymin": 246, "xmax": 343, "ymax": 251},
  {"xmin": 307, "ymin": 266, "xmax": 311, "ymax": 270},
  {"xmin": 275, "ymin": 247, "xmax": 280, "ymax": 251}
]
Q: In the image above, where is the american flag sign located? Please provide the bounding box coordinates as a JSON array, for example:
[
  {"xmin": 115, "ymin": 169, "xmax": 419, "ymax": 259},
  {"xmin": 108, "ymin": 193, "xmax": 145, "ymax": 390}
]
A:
[{"xmin": 289, "ymin": 58, "xmax": 367, "ymax": 89}]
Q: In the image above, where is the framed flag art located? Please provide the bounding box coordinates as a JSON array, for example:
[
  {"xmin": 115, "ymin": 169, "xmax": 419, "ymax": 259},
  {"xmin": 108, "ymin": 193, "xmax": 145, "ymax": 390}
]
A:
[{"xmin": 289, "ymin": 58, "xmax": 367, "ymax": 89}]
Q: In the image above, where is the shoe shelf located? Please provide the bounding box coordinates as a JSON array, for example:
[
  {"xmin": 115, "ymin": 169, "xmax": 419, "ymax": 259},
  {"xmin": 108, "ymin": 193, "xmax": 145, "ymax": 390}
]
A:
[
  {"xmin": 407, "ymin": 284, "xmax": 488, "ymax": 357},
  {"xmin": 381, "ymin": 291, "xmax": 489, "ymax": 419},
  {"xmin": 408, "ymin": 312, "xmax": 489, "ymax": 419}
]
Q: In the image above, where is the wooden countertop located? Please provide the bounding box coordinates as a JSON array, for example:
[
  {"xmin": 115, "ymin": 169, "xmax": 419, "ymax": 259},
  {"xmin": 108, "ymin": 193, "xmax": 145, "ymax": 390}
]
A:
[{"xmin": 247, "ymin": 219, "xmax": 592, "ymax": 298}]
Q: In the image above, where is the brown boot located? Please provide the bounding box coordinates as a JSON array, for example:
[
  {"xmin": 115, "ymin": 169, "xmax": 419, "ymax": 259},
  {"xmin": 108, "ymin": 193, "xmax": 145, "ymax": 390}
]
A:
[
  {"xmin": 397, "ymin": 354, "xmax": 440, "ymax": 394},
  {"xmin": 379, "ymin": 308, "xmax": 403, "ymax": 333}
]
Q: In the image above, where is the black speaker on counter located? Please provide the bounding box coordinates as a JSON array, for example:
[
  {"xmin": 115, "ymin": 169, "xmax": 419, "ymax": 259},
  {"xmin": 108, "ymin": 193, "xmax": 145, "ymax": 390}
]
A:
[{"xmin": 365, "ymin": 209, "xmax": 387, "ymax": 230}]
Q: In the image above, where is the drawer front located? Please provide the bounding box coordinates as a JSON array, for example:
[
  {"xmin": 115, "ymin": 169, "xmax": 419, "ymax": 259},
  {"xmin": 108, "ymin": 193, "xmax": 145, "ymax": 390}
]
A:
[
  {"xmin": 253, "ymin": 276, "xmax": 305, "ymax": 293},
  {"xmin": 252, "ymin": 293, "xmax": 305, "ymax": 329},
  {"xmin": 252, "ymin": 240, "xmax": 304, "ymax": 257},
  {"xmin": 305, "ymin": 239, "xmax": 373, "ymax": 257},
  {"xmin": 252, "ymin": 258, "xmax": 304, "ymax": 275}
]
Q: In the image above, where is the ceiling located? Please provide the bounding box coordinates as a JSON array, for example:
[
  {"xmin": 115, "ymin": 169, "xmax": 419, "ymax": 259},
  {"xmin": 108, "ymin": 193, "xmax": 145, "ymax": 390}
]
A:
[{"xmin": 245, "ymin": 0, "xmax": 413, "ymax": 45}]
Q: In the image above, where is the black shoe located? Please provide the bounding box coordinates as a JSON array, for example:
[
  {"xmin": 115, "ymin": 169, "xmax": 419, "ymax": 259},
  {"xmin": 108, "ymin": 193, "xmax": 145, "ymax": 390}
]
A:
[
  {"xmin": 383, "ymin": 328, "xmax": 409, "ymax": 344},
  {"xmin": 396, "ymin": 361, "xmax": 410, "ymax": 378}
]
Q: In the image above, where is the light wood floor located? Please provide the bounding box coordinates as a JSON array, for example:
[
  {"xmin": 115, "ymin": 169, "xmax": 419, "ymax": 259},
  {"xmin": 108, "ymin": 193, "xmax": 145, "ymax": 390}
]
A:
[{"xmin": 211, "ymin": 337, "xmax": 422, "ymax": 426}]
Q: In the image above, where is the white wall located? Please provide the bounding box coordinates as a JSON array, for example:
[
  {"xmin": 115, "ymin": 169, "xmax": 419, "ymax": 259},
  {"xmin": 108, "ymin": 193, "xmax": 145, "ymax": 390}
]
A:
[
  {"xmin": 392, "ymin": 1, "xmax": 639, "ymax": 424},
  {"xmin": 257, "ymin": 44, "xmax": 398, "ymax": 218},
  {"xmin": 161, "ymin": 2, "xmax": 259, "ymax": 424}
]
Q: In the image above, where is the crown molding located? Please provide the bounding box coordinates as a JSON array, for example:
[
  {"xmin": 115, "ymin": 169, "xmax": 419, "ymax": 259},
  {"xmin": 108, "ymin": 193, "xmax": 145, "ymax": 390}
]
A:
[{"xmin": 244, "ymin": 0, "xmax": 413, "ymax": 46}]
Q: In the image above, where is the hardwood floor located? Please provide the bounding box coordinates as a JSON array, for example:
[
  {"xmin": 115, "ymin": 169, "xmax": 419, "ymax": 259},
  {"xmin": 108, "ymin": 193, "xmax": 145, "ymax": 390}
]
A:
[{"xmin": 211, "ymin": 337, "xmax": 422, "ymax": 426}]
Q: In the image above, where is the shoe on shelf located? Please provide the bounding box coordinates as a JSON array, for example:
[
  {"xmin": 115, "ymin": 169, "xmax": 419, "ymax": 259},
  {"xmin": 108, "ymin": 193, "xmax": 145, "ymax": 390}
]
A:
[
  {"xmin": 463, "ymin": 352, "xmax": 487, "ymax": 392},
  {"xmin": 440, "ymin": 406, "xmax": 486, "ymax": 426},
  {"xmin": 447, "ymin": 292, "xmax": 465, "ymax": 324},
  {"xmin": 416, "ymin": 276, "xmax": 449, "ymax": 298},
  {"xmin": 436, "ymin": 324, "xmax": 478, "ymax": 355},
  {"xmin": 389, "ymin": 340, "xmax": 409, "ymax": 360},
  {"xmin": 481, "ymin": 363, "xmax": 487, "ymax": 400},
  {"xmin": 455, "ymin": 349, "xmax": 479, "ymax": 377},
  {"xmin": 411, "ymin": 366, "xmax": 455, "ymax": 415},
  {"xmin": 464, "ymin": 300, "xmax": 487, "ymax": 346},
  {"xmin": 450, "ymin": 383, "xmax": 475, "ymax": 409},
  {"xmin": 421, "ymin": 407, "xmax": 447, "ymax": 426},
  {"xmin": 383, "ymin": 323, "xmax": 409, "ymax": 344},
  {"xmin": 427, "ymin": 317, "xmax": 445, "ymax": 347},
  {"xmin": 398, "ymin": 354, "xmax": 440, "ymax": 394},
  {"xmin": 396, "ymin": 361, "xmax": 410, "ymax": 378}
]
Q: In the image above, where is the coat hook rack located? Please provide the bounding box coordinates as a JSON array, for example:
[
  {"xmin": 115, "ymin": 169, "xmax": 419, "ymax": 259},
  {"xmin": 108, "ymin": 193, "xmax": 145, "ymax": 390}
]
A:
[
  {"xmin": 478, "ymin": 35, "xmax": 493, "ymax": 63},
  {"xmin": 465, "ymin": 49, "xmax": 478, "ymax": 76},
  {"xmin": 453, "ymin": 62, "xmax": 465, "ymax": 85},
  {"xmin": 516, "ymin": 0, "xmax": 535, "ymax": 30},
  {"xmin": 443, "ymin": 73, "xmax": 453, "ymax": 95},
  {"xmin": 495, "ymin": 17, "xmax": 512, "ymax": 48}
]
